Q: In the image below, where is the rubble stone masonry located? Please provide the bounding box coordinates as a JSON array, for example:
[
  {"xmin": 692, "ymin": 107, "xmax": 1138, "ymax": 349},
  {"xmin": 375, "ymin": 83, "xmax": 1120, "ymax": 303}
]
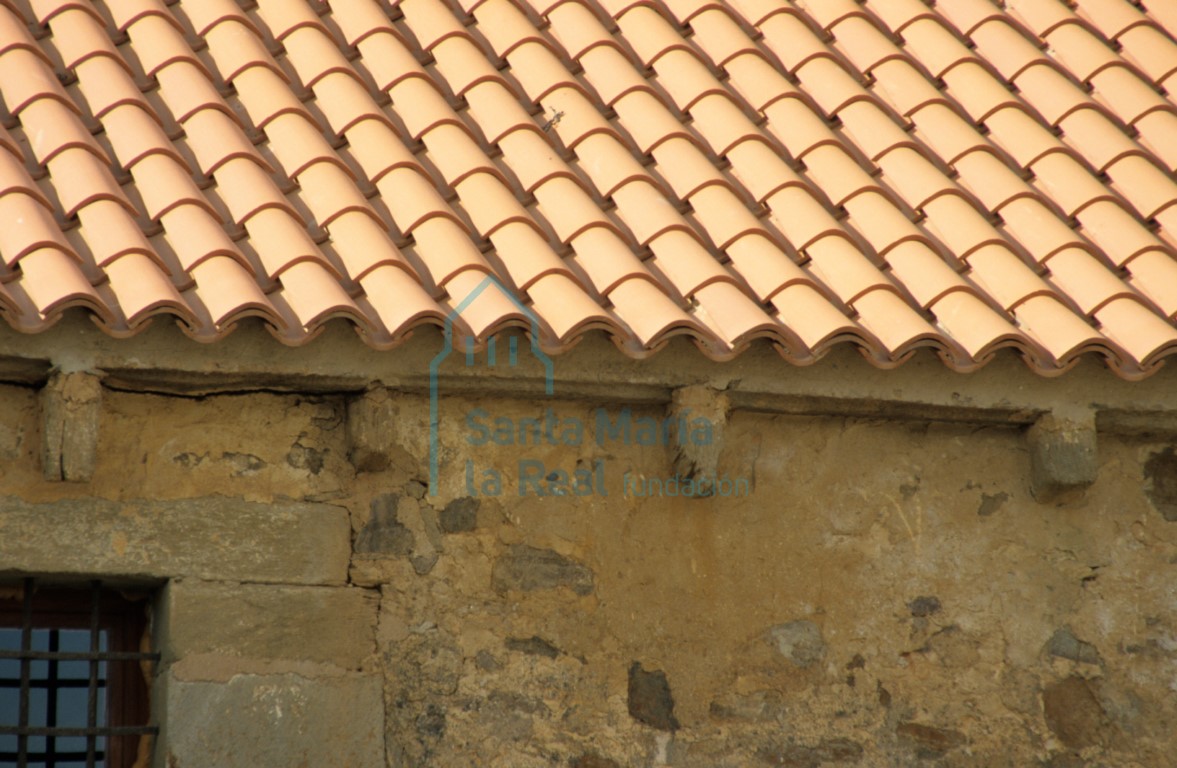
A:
[{"xmin": 1, "ymin": 363, "xmax": 1176, "ymax": 766}]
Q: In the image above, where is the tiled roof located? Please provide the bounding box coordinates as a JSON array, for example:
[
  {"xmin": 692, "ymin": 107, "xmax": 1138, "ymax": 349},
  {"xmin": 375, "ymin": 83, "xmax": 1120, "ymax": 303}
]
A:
[{"xmin": 1, "ymin": 0, "xmax": 1176, "ymax": 378}]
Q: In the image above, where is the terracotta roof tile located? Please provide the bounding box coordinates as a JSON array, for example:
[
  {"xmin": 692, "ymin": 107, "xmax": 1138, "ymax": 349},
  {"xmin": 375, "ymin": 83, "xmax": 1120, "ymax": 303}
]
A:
[
  {"xmin": 98, "ymin": 109, "xmax": 182, "ymax": 175},
  {"xmin": 535, "ymin": 175, "xmax": 621, "ymax": 241},
  {"xmin": 951, "ymin": 150, "xmax": 1037, "ymax": 213},
  {"xmin": 0, "ymin": 146, "xmax": 49, "ymax": 208},
  {"xmin": 928, "ymin": 289, "xmax": 1025, "ymax": 361},
  {"xmin": 411, "ymin": 215, "xmax": 495, "ymax": 290},
  {"xmin": 1123, "ymin": 249, "xmax": 1177, "ymax": 318},
  {"xmin": 997, "ymin": 196, "xmax": 1090, "ymax": 265},
  {"xmin": 768, "ymin": 282, "xmax": 864, "ymax": 357},
  {"xmin": 1094, "ymin": 295, "xmax": 1177, "ymax": 366},
  {"xmin": 762, "ymin": 186, "xmax": 848, "ymax": 252},
  {"xmin": 242, "ymin": 206, "xmax": 329, "ymax": 280},
  {"xmin": 75, "ymin": 198, "xmax": 153, "ymax": 268},
  {"xmin": 525, "ymin": 270, "xmax": 614, "ymax": 341},
  {"xmin": 648, "ymin": 228, "xmax": 742, "ymax": 297},
  {"xmin": 355, "ymin": 263, "xmax": 444, "ymax": 343},
  {"xmin": 185, "ymin": 253, "xmax": 271, "ymax": 330},
  {"xmin": 484, "ymin": 216, "xmax": 573, "ymax": 290},
  {"xmin": 1134, "ymin": 111, "xmax": 1177, "ymax": 172},
  {"xmin": 804, "ymin": 234, "xmax": 898, "ymax": 306},
  {"xmin": 16, "ymin": 246, "xmax": 108, "ymax": 323},
  {"xmin": 1118, "ymin": 24, "xmax": 1177, "ymax": 87},
  {"xmin": 1078, "ymin": 197, "xmax": 1169, "ymax": 266},
  {"xmin": 0, "ymin": 50, "xmax": 73, "ymax": 116},
  {"xmin": 851, "ymin": 287, "xmax": 942, "ymax": 359},
  {"xmin": 691, "ymin": 279, "xmax": 784, "ymax": 352},
  {"xmin": 274, "ymin": 258, "xmax": 364, "ymax": 329},
  {"xmin": 566, "ymin": 226, "xmax": 650, "ymax": 296},
  {"xmin": 1013, "ymin": 292, "xmax": 1115, "ymax": 363},
  {"xmin": 981, "ymin": 106, "xmax": 1068, "ymax": 167},
  {"xmin": 0, "ymin": 191, "xmax": 72, "ymax": 266},
  {"xmin": 1074, "ymin": 0, "xmax": 1154, "ymax": 39},
  {"xmin": 203, "ymin": 20, "xmax": 283, "ymax": 84},
  {"xmin": 159, "ymin": 204, "xmax": 247, "ymax": 272},
  {"xmin": 841, "ymin": 191, "xmax": 934, "ymax": 260},
  {"xmin": 0, "ymin": 0, "xmax": 1174, "ymax": 377},
  {"xmin": 688, "ymin": 185, "xmax": 772, "ymax": 249},
  {"xmin": 606, "ymin": 275, "xmax": 704, "ymax": 349},
  {"xmin": 1143, "ymin": 0, "xmax": 1177, "ymax": 38},
  {"xmin": 103, "ymin": 250, "xmax": 190, "ymax": 326}
]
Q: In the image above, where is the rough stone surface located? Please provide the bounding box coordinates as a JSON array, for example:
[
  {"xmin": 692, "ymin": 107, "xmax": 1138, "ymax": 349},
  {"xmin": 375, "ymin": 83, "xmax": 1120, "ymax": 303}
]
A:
[
  {"xmin": 1027, "ymin": 412, "xmax": 1098, "ymax": 502},
  {"xmin": 386, "ymin": 629, "xmax": 464, "ymax": 701},
  {"xmin": 628, "ymin": 662, "xmax": 679, "ymax": 731},
  {"xmin": 2, "ymin": 380, "xmax": 1177, "ymax": 766},
  {"xmin": 406, "ymin": 479, "xmax": 427, "ymax": 499},
  {"xmin": 896, "ymin": 722, "xmax": 967, "ymax": 758},
  {"xmin": 907, "ymin": 596, "xmax": 942, "ymax": 617},
  {"xmin": 769, "ymin": 620, "xmax": 826, "ymax": 668},
  {"xmin": 977, "ymin": 491, "xmax": 1009, "ymax": 516},
  {"xmin": 1042, "ymin": 676, "xmax": 1112, "ymax": 750},
  {"xmin": 1143, "ymin": 447, "xmax": 1177, "ymax": 521},
  {"xmin": 162, "ymin": 672, "xmax": 384, "ymax": 768},
  {"xmin": 383, "ymin": 623, "xmax": 465, "ymax": 766},
  {"xmin": 758, "ymin": 738, "xmax": 864, "ymax": 766},
  {"xmin": 475, "ymin": 650, "xmax": 501, "ymax": 671},
  {"xmin": 160, "ymin": 581, "xmax": 378, "ymax": 675},
  {"xmin": 439, "ymin": 496, "xmax": 479, "ymax": 533},
  {"xmin": 0, "ymin": 418, "xmax": 23, "ymax": 461},
  {"xmin": 709, "ymin": 690, "xmax": 789, "ymax": 723},
  {"xmin": 505, "ymin": 636, "xmax": 560, "ymax": 659},
  {"xmin": 0, "ymin": 496, "xmax": 350, "ymax": 584},
  {"xmin": 355, "ymin": 494, "xmax": 414, "ymax": 555},
  {"xmin": 571, "ymin": 754, "xmax": 620, "ymax": 768},
  {"xmin": 491, "ymin": 544, "xmax": 594, "ymax": 595},
  {"xmin": 1046, "ymin": 627, "xmax": 1103, "ymax": 665}
]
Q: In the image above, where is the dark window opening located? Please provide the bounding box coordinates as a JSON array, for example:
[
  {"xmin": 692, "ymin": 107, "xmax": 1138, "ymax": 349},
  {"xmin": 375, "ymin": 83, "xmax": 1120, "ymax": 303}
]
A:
[{"xmin": 0, "ymin": 579, "xmax": 158, "ymax": 768}]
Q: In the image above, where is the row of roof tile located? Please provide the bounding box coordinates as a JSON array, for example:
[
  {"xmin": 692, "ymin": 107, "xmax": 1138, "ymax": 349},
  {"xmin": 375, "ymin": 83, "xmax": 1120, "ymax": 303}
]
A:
[{"xmin": 0, "ymin": 0, "xmax": 1174, "ymax": 378}]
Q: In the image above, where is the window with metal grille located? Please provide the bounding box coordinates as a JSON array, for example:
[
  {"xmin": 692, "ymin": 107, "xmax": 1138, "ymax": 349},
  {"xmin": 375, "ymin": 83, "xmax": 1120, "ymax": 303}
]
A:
[{"xmin": 0, "ymin": 580, "xmax": 158, "ymax": 768}]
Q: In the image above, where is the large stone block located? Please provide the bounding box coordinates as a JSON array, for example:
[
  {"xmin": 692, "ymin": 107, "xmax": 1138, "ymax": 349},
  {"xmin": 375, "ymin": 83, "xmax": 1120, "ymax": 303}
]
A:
[
  {"xmin": 0, "ymin": 496, "xmax": 350, "ymax": 585},
  {"xmin": 159, "ymin": 672, "xmax": 384, "ymax": 768},
  {"xmin": 159, "ymin": 581, "xmax": 378, "ymax": 672}
]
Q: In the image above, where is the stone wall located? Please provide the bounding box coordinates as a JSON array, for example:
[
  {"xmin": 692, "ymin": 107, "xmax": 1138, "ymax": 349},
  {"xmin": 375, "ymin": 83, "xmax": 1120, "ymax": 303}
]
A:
[{"xmin": 1, "ymin": 379, "xmax": 1176, "ymax": 767}]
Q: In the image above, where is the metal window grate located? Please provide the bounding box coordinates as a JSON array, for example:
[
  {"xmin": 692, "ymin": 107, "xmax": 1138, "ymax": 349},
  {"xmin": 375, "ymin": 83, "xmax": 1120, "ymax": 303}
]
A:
[{"xmin": 0, "ymin": 579, "xmax": 159, "ymax": 768}]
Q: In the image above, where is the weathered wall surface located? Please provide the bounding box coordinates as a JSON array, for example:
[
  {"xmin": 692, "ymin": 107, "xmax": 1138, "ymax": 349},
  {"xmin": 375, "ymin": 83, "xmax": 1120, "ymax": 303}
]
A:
[{"xmin": 1, "ymin": 379, "xmax": 1176, "ymax": 767}]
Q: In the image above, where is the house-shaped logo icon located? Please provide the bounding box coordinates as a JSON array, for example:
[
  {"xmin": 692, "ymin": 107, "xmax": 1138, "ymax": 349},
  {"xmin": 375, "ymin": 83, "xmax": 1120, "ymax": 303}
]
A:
[{"xmin": 428, "ymin": 274, "xmax": 554, "ymax": 496}]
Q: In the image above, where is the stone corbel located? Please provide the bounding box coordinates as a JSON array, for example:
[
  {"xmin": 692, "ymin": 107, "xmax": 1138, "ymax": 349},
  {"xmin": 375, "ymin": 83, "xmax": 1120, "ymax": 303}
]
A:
[
  {"xmin": 1027, "ymin": 407, "xmax": 1097, "ymax": 503},
  {"xmin": 346, "ymin": 385, "xmax": 395, "ymax": 473},
  {"xmin": 41, "ymin": 370, "xmax": 103, "ymax": 482},
  {"xmin": 668, "ymin": 385, "xmax": 729, "ymax": 496}
]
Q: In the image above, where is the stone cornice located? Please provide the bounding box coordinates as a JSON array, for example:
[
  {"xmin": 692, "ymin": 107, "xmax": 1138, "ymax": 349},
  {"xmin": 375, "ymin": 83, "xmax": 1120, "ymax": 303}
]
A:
[{"xmin": 1, "ymin": 314, "xmax": 1175, "ymax": 435}]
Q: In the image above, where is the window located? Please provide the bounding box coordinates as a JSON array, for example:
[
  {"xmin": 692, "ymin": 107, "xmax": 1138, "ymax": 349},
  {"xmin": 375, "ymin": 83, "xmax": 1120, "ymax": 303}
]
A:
[{"xmin": 0, "ymin": 580, "xmax": 158, "ymax": 768}]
